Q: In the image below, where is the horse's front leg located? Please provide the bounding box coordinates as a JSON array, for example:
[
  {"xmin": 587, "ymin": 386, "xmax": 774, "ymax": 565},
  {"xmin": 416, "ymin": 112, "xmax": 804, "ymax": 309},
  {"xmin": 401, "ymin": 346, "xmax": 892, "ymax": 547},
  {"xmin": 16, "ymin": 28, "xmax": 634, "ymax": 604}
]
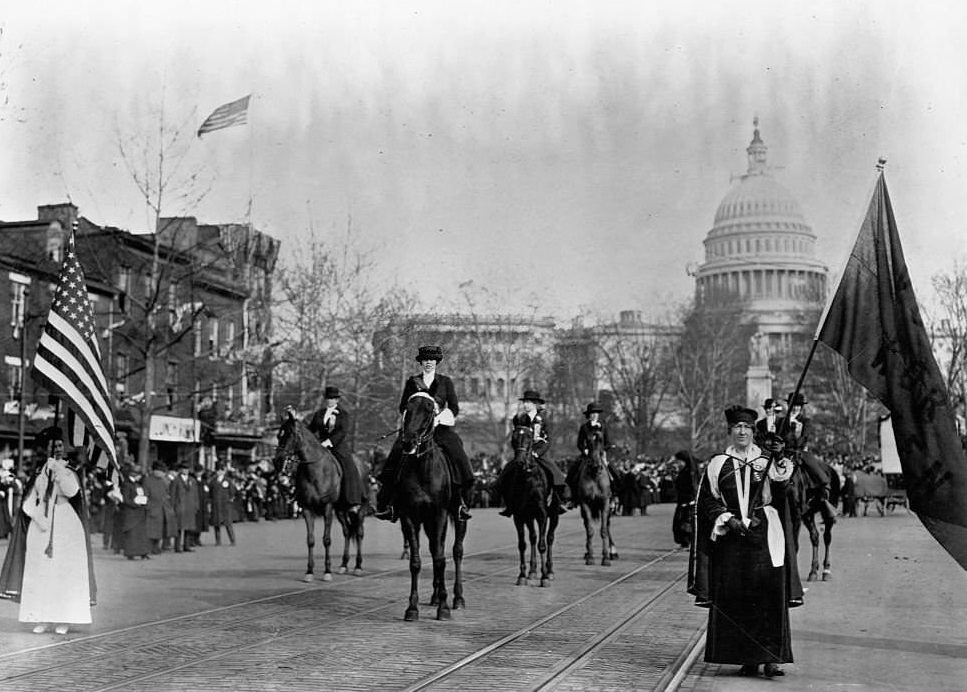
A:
[
  {"xmin": 546, "ymin": 512, "xmax": 558, "ymax": 581},
  {"xmin": 537, "ymin": 514, "xmax": 550, "ymax": 587},
  {"xmin": 303, "ymin": 511, "xmax": 316, "ymax": 582},
  {"xmin": 515, "ymin": 516, "xmax": 528, "ymax": 586},
  {"xmin": 430, "ymin": 514, "xmax": 450, "ymax": 621},
  {"xmin": 582, "ymin": 505, "xmax": 595, "ymax": 565},
  {"xmin": 527, "ymin": 519, "xmax": 539, "ymax": 581},
  {"xmin": 822, "ymin": 521, "xmax": 833, "ymax": 581},
  {"xmin": 353, "ymin": 514, "xmax": 365, "ymax": 576},
  {"xmin": 451, "ymin": 516, "xmax": 466, "ymax": 609},
  {"xmin": 321, "ymin": 503, "xmax": 334, "ymax": 581},
  {"xmin": 805, "ymin": 513, "xmax": 821, "ymax": 581},
  {"xmin": 402, "ymin": 518, "xmax": 421, "ymax": 622},
  {"xmin": 601, "ymin": 501, "xmax": 613, "ymax": 566}
]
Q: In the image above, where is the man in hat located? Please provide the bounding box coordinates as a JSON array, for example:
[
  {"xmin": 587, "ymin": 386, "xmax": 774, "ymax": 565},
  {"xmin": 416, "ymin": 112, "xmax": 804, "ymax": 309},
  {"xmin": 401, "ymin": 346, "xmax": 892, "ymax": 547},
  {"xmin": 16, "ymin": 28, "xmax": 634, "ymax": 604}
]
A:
[
  {"xmin": 169, "ymin": 461, "xmax": 199, "ymax": 552},
  {"xmin": 495, "ymin": 390, "xmax": 568, "ymax": 516},
  {"xmin": 566, "ymin": 402, "xmax": 621, "ymax": 505},
  {"xmin": 374, "ymin": 346, "xmax": 474, "ymax": 522},
  {"xmin": 308, "ymin": 385, "xmax": 364, "ymax": 514},
  {"xmin": 777, "ymin": 392, "xmax": 837, "ymax": 524}
]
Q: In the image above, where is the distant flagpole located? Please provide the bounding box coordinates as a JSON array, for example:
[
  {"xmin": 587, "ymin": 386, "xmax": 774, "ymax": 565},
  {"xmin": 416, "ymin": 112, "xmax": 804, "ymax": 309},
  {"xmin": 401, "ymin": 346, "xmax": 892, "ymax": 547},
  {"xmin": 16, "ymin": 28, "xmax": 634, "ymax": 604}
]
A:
[
  {"xmin": 814, "ymin": 161, "xmax": 967, "ymax": 570},
  {"xmin": 197, "ymin": 94, "xmax": 251, "ymax": 137},
  {"xmin": 32, "ymin": 223, "xmax": 119, "ymax": 479}
]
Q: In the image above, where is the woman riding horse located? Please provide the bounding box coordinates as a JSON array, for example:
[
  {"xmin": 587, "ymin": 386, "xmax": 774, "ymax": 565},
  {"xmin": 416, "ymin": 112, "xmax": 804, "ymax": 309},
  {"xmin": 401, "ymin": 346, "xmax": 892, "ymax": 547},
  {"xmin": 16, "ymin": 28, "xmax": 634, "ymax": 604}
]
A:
[
  {"xmin": 566, "ymin": 402, "xmax": 621, "ymax": 506},
  {"xmin": 375, "ymin": 346, "xmax": 474, "ymax": 523},
  {"xmin": 495, "ymin": 390, "xmax": 568, "ymax": 517},
  {"xmin": 502, "ymin": 423, "xmax": 558, "ymax": 587}
]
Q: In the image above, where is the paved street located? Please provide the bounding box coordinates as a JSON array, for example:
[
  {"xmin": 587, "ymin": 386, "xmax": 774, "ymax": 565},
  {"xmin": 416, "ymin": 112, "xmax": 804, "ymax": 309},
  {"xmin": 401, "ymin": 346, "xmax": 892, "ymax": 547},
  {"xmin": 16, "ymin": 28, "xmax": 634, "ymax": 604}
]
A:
[{"xmin": 1, "ymin": 504, "xmax": 965, "ymax": 690}]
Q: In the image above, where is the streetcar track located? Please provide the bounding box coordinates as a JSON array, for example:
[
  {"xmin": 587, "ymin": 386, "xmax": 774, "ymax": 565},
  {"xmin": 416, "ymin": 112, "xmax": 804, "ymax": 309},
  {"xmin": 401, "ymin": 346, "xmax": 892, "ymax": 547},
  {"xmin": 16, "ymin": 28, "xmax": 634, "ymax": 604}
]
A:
[{"xmin": 402, "ymin": 548, "xmax": 683, "ymax": 692}]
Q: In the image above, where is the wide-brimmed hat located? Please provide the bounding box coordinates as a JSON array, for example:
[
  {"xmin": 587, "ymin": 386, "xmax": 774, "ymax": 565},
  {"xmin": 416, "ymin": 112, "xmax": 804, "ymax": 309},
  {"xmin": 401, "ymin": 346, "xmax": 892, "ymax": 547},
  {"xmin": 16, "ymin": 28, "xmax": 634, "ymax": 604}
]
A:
[
  {"xmin": 415, "ymin": 345, "xmax": 444, "ymax": 362},
  {"xmin": 37, "ymin": 425, "xmax": 64, "ymax": 448},
  {"xmin": 324, "ymin": 385, "xmax": 341, "ymax": 399},
  {"xmin": 583, "ymin": 402, "xmax": 603, "ymax": 416},
  {"xmin": 724, "ymin": 405, "xmax": 757, "ymax": 427},
  {"xmin": 787, "ymin": 392, "xmax": 807, "ymax": 407},
  {"xmin": 519, "ymin": 389, "xmax": 545, "ymax": 404}
]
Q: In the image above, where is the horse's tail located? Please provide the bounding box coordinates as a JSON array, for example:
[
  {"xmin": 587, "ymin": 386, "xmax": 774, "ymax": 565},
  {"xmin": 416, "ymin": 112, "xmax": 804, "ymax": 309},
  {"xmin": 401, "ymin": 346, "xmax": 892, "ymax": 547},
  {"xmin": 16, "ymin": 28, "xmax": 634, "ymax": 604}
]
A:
[{"xmin": 828, "ymin": 464, "xmax": 842, "ymax": 507}]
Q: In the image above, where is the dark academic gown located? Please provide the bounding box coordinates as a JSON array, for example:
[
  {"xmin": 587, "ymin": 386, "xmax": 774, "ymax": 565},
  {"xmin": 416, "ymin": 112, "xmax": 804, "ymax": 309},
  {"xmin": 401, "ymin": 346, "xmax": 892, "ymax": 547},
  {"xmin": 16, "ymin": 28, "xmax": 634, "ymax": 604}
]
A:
[
  {"xmin": 120, "ymin": 477, "xmax": 150, "ymax": 558},
  {"xmin": 689, "ymin": 449, "xmax": 796, "ymax": 666}
]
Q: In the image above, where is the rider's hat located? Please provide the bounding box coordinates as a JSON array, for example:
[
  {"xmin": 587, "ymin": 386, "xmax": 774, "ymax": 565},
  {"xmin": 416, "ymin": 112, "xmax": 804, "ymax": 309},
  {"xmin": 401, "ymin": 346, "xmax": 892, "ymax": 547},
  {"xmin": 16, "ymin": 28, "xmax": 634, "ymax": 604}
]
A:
[
  {"xmin": 519, "ymin": 389, "xmax": 545, "ymax": 404},
  {"xmin": 415, "ymin": 345, "xmax": 444, "ymax": 362},
  {"xmin": 724, "ymin": 405, "xmax": 757, "ymax": 427},
  {"xmin": 787, "ymin": 392, "xmax": 807, "ymax": 407},
  {"xmin": 583, "ymin": 402, "xmax": 603, "ymax": 416},
  {"xmin": 324, "ymin": 385, "xmax": 341, "ymax": 399},
  {"xmin": 36, "ymin": 425, "xmax": 64, "ymax": 449}
]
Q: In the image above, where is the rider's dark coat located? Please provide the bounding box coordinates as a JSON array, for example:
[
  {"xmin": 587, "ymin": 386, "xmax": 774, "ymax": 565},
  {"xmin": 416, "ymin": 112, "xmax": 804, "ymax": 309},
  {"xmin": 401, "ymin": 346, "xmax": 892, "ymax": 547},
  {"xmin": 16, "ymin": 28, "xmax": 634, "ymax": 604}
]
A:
[
  {"xmin": 399, "ymin": 374, "xmax": 458, "ymax": 416},
  {"xmin": 510, "ymin": 409, "xmax": 564, "ymax": 486}
]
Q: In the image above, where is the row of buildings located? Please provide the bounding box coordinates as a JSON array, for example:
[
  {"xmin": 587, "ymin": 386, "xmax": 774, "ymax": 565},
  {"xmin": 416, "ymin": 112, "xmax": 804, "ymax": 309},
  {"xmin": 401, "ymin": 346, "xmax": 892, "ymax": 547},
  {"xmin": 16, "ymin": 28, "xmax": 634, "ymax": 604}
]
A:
[
  {"xmin": 0, "ymin": 202, "xmax": 279, "ymax": 471},
  {"xmin": 0, "ymin": 119, "xmax": 829, "ymax": 468}
]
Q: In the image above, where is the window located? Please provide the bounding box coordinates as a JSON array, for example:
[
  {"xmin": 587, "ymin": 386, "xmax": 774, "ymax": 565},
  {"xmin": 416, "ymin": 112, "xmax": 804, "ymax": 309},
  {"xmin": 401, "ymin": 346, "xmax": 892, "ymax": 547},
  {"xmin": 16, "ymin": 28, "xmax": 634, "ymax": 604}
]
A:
[
  {"xmin": 165, "ymin": 361, "xmax": 178, "ymax": 410},
  {"xmin": 227, "ymin": 384, "xmax": 235, "ymax": 414},
  {"xmin": 193, "ymin": 319, "xmax": 203, "ymax": 356},
  {"xmin": 225, "ymin": 321, "xmax": 236, "ymax": 356},
  {"xmin": 209, "ymin": 317, "xmax": 219, "ymax": 357},
  {"xmin": 168, "ymin": 281, "xmax": 179, "ymax": 317},
  {"xmin": 6, "ymin": 356, "xmax": 23, "ymax": 402},
  {"xmin": 115, "ymin": 353, "xmax": 128, "ymax": 396},
  {"xmin": 117, "ymin": 266, "xmax": 131, "ymax": 294},
  {"xmin": 9, "ymin": 273, "xmax": 30, "ymax": 338}
]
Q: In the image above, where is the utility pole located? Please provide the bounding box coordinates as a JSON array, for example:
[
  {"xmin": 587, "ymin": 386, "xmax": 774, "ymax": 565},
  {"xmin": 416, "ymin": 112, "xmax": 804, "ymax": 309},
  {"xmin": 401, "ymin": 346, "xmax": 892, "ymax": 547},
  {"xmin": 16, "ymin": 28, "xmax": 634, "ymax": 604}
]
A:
[{"xmin": 10, "ymin": 275, "xmax": 32, "ymax": 475}]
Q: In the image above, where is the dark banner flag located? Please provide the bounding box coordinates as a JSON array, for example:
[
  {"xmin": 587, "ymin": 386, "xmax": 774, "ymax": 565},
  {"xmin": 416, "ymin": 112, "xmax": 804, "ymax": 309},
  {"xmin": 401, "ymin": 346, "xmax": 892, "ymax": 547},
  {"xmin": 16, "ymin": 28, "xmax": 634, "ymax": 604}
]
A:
[{"xmin": 817, "ymin": 171, "xmax": 967, "ymax": 570}]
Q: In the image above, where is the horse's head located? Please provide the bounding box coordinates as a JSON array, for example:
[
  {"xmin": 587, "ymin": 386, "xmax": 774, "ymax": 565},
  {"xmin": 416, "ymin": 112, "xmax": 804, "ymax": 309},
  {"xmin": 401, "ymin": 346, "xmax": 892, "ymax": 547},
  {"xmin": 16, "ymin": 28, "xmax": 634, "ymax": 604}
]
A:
[
  {"xmin": 586, "ymin": 428, "xmax": 606, "ymax": 471},
  {"xmin": 400, "ymin": 392, "xmax": 437, "ymax": 454},
  {"xmin": 511, "ymin": 425, "xmax": 535, "ymax": 468},
  {"xmin": 274, "ymin": 406, "xmax": 306, "ymax": 476}
]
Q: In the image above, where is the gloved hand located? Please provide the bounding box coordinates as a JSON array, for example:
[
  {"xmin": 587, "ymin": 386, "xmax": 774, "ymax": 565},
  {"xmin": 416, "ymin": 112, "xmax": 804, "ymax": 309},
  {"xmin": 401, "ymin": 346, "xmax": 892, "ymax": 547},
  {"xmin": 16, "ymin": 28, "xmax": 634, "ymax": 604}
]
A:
[
  {"xmin": 762, "ymin": 432, "xmax": 786, "ymax": 458},
  {"xmin": 726, "ymin": 516, "xmax": 748, "ymax": 536}
]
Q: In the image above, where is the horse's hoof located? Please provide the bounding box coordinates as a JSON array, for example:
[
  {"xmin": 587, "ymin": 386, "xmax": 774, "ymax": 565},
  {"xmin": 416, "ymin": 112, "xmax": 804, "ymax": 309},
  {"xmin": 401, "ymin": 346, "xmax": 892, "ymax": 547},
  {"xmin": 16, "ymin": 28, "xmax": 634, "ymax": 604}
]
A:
[
  {"xmin": 400, "ymin": 552, "xmax": 409, "ymax": 560},
  {"xmin": 585, "ymin": 558, "xmax": 594, "ymax": 566},
  {"xmin": 540, "ymin": 578, "xmax": 550, "ymax": 587},
  {"xmin": 807, "ymin": 572, "xmax": 818, "ymax": 582},
  {"xmin": 321, "ymin": 573, "xmax": 333, "ymax": 582},
  {"xmin": 601, "ymin": 558, "xmax": 611, "ymax": 567},
  {"xmin": 547, "ymin": 573, "xmax": 555, "ymax": 581},
  {"xmin": 353, "ymin": 568, "xmax": 364, "ymax": 577},
  {"xmin": 436, "ymin": 607, "xmax": 451, "ymax": 621},
  {"xmin": 303, "ymin": 573, "xmax": 315, "ymax": 583},
  {"xmin": 516, "ymin": 577, "xmax": 527, "ymax": 586},
  {"xmin": 822, "ymin": 570, "xmax": 832, "ymax": 581},
  {"xmin": 338, "ymin": 566, "xmax": 348, "ymax": 575},
  {"xmin": 610, "ymin": 551, "xmax": 620, "ymax": 560},
  {"xmin": 452, "ymin": 597, "xmax": 465, "ymax": 610},
  {"xmin": 404, "ymin": 609, "xmax": 419, "ymax": 622}
]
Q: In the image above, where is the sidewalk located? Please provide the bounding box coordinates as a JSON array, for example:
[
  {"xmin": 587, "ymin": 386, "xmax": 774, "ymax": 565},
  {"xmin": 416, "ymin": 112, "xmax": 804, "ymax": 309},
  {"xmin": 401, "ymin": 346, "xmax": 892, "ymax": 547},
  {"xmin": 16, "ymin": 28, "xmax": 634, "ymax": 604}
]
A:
[{"xmin": 686, "ymin": 510, "xmax": 967, "ymax": 691}]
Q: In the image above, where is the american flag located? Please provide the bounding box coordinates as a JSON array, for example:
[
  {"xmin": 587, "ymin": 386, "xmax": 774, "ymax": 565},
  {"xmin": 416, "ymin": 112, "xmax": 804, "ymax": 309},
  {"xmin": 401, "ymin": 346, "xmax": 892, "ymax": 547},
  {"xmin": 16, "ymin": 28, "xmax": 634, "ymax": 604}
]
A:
[
  {"xmin": 32, "ymin": 226, "xmax": 119, "ymax": 478},
  {"xmin": 197, "ymin": 95, "xmax": 251, "ymax": 137}
]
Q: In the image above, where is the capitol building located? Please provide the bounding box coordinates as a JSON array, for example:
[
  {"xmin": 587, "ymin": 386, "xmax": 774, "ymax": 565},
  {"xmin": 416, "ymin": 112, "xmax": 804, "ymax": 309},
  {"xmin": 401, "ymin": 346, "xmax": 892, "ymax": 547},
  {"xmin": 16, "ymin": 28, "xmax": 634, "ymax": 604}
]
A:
[{"xmin": 694, "ymin": 119, "xmax": 828, "ymax": 355}]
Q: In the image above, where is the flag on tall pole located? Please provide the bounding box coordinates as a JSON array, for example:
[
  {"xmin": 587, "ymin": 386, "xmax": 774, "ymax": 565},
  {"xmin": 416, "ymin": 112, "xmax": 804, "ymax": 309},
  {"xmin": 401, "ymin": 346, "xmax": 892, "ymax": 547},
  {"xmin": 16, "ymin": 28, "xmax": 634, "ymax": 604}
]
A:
[
  {"xmin": 816, "ymin": 164, "xmax": 967, "ymax": 570},
  {"xmin": 32, "ymin": 224, "xmax": 119, "ymax": 478},
  {"xmin": 197, "ymin": 95, "xmax": 251, "ymax": 137}
]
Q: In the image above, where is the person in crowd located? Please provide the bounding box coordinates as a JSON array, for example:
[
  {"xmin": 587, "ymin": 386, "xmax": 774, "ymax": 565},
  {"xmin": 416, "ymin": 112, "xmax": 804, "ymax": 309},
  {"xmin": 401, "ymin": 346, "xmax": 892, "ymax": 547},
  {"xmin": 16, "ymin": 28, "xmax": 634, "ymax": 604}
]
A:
[
  {"xmin": 308, "ymin": 385, "xmax": 364, "ymax": 515},
  {"xmin": 119, "ymin": 464, "xmax": 150, "ymax": 561},
  {"xmin": 0, "ymin": 459, "xmax": 16, "ymax": 539},
  {"xmin": 210, "ymin": 460, "xmax": 237, "ymax": 546},
  {"xmin": 672, "ymin": 450, "xmax": 698, "ymax": 547},
  {"xmin": 778, "ymin": 392, "xmax": 838, "ymax": 524},
  {"xmin": 566, "ymin": 402, "xmax": 621, "ymax": 507},
  {"xmin": 170, "ymin": 461, "xmax": 199, "ymax": 553},
  {"xmin": 191, "ymin": 464, "xmax": 210, "ymax": 546},
  {"xmin": 374, "ymin": 346, "xmax": 475, "ymax": 522},
  {"xmin": 691, "ymin": 405, "xmax": 796, "ymax": 678},
  {"xmin": 0, "ymin": 425, "xmax": 95, "ymax": 635},
  {"xmin": 494, "ymin": 390, "xmax": 568, "ymax": 516},
  {"xmin": 142, "ymin": 462, "xmax": 174, "ymax": 555}
]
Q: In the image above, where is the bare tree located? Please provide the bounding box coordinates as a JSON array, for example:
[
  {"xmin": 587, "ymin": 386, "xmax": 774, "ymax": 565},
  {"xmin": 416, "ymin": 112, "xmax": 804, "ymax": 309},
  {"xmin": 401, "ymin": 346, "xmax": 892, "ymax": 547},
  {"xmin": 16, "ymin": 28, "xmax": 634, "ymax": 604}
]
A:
[{"xmin": 931, "ymin": 261, "xmax": 967, "ymax": 421}]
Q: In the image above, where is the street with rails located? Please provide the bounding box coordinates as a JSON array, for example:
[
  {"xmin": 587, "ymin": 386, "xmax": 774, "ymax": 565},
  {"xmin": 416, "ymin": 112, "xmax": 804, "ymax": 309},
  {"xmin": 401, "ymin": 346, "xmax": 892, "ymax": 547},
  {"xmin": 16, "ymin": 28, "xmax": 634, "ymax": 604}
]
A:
[{"xmin": 1, "ymin": 503, "xmax": 965, "ymax": 691}]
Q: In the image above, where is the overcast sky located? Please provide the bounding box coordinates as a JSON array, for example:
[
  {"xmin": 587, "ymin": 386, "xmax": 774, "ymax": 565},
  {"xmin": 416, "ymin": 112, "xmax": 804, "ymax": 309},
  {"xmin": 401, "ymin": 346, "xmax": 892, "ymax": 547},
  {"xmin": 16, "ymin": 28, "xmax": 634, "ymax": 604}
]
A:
[{"xmin": 1, "ymin": 1, "xmax": 965, "ymax": 320}]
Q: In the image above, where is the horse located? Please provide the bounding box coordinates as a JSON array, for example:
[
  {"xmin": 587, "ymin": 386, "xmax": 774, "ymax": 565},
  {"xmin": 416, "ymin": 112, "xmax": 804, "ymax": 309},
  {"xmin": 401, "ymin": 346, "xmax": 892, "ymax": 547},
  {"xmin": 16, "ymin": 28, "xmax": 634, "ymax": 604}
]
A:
[
  {"xmin": 503, "ymin": 424, "xmax": 558, "ymax": 587},
  {"xmin": 573, "ymin": 428, "xmax": 616, "ymax": 566},
  {"xmin": 273, "ymin": 408, "xmax": 365, "ymax": 582},
  {"xmin": 787, "ymin": 451, "xmax": 841, "ymax": 582},
  {"xmin": 395, "ymin": 392, "xmax": 467, "ymax": 621}
]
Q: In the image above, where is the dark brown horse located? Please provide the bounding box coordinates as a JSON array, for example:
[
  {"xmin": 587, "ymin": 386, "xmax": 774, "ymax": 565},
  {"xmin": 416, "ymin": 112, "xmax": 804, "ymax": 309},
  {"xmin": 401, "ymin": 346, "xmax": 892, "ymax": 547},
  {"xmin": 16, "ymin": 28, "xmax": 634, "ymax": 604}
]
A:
[
  {"xmin": 574, "ymin": 428, "xmax": 615, "ymax": 566},
  {"xmin": 395, "ymin": 392, "xmax": 467, "ymax": 621},
  {"xmin": 503, "ymin": 424, "xmax": 558, "ymax": 587},
  {"xmin": 788, "ymin": 452, "xmax": 841, "ymax": 582},
  {"xmin": 274, "ymin": 408, "xmax": 365, "ymax": 582}
]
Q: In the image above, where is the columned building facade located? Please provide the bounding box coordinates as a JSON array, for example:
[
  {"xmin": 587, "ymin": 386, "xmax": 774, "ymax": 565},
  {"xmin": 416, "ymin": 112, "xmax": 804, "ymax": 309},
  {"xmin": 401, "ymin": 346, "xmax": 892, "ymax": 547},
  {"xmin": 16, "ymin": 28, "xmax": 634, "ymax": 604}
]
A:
[{"xmin": 694, "ymin": 119, "xmax": 828, "ymax": 354}]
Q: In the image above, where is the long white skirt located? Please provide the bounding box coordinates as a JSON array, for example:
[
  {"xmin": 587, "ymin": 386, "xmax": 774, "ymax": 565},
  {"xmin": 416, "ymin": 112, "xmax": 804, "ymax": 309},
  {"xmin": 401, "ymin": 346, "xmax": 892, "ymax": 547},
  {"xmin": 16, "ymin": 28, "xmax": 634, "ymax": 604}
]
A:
[{"xmin": 19, "ymin": 498, "xmax": 92, "ymax": 624}]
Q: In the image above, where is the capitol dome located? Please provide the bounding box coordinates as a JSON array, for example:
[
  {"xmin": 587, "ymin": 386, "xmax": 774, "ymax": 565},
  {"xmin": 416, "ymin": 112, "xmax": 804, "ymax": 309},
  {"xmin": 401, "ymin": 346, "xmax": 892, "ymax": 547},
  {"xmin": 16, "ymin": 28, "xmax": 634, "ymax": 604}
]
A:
[{"xmin": 694, "ymin": 119, "xmax": 828, "ymax": 351}]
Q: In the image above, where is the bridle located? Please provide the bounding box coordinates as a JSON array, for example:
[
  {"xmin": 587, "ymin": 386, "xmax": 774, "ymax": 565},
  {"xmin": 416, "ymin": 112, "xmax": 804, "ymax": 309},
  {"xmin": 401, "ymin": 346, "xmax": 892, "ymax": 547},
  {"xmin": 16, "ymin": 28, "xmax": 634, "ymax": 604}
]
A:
[
  {"xmin": 512, "ymin": 425, "xmax": 536, "ymax": 470},
  {"xmin": 402, "ymin": 392, "xmax": 438, "ymax": 458}
]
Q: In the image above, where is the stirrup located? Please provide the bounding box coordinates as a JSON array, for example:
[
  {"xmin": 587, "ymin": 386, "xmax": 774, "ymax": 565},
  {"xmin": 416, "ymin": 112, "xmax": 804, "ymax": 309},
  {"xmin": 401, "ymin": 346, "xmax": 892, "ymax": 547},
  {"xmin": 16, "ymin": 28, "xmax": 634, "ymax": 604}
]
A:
[
  {"xmin": 374, "ymin": 506, "xmax": 397, "ymax": 522},
  {"xmin": 457, "ymin": 504, "xmax": 472, "ymax": 521}
]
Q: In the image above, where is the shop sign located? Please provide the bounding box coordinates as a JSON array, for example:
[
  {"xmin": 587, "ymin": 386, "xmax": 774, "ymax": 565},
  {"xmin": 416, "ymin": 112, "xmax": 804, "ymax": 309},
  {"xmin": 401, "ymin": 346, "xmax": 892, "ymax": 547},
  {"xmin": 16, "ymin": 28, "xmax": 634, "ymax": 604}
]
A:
[{"xmin": 149, "ymin": 415, "xmax": 200, "ymax": 442}]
